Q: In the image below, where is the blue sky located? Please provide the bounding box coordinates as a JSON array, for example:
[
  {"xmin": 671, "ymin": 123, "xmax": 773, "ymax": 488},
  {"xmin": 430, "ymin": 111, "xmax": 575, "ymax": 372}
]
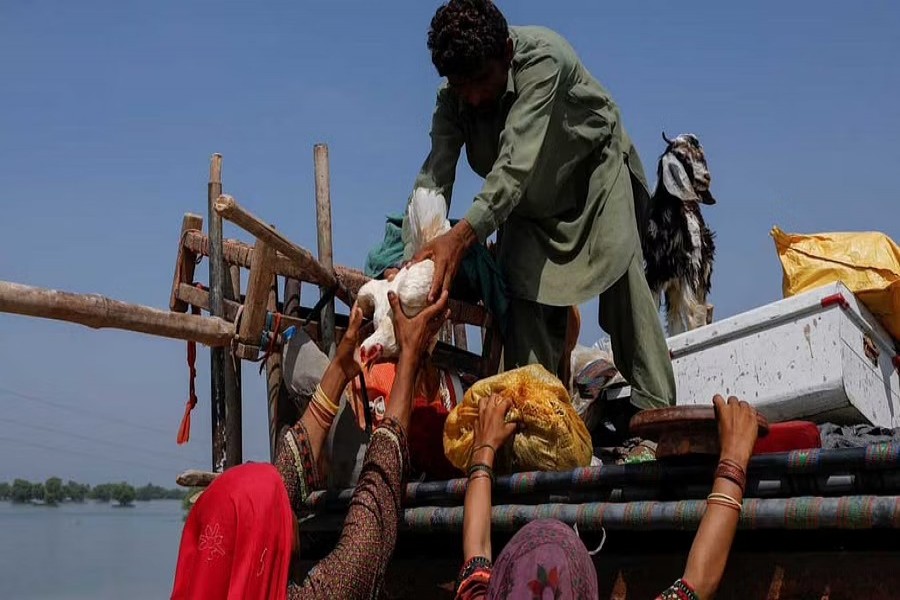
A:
[{"xmin": 1, "ymin": 1, "xmax": 897, "ymax": 484}]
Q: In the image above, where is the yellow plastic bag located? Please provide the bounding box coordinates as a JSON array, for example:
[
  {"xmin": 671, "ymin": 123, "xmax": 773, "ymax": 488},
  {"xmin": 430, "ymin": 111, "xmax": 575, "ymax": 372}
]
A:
[
  {"xmin": 443, "ymin": 364, "xmax": 593, "ymax": 473},
  {"xmin": 771, "ymin": 226, "xmax": 900, "ymax": 339}
]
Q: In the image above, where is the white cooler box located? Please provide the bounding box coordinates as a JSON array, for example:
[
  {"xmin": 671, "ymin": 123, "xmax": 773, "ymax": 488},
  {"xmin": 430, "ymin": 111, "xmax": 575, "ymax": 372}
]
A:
[{"xmin": 669, "ymin": 282, "xmax": 900, "ymax": 427}]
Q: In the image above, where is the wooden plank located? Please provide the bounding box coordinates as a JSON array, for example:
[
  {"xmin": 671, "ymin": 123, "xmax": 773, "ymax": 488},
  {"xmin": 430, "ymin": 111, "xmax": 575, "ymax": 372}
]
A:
[
  {"xmin": 213, "ymin": 194, "xmax": 354, "ymax": 306},
  {"xmin": 181, "ymin": 231, "xmax": 489, "ymax": 327},
  {"xmin": 234, "ymin": 239, "xmax": 276, "ymax": 360},
  {"xmin": 313, "ymin": 144, "xmax": 336, "ymax": 357},
  {"xmin": 0, "ymin": 280, "xmax": 234, "ymax": 345},
  {"xmin": 170, "ymin": 213, "xmax": 203, "ymax": 312}
]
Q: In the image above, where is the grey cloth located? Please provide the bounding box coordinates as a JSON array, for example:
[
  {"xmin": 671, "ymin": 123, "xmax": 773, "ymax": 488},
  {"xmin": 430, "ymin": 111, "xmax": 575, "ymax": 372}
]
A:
[
  {"xmin": 282, "ymin": 329, "xmax": 331, "ymax": 400},
  {"xmin": 818, "ymin": 423, "xmax": 900, "ymax": 449},
  {"xmin": 281, "ymin": 329, "xmax": 368, "ymax": 489}
]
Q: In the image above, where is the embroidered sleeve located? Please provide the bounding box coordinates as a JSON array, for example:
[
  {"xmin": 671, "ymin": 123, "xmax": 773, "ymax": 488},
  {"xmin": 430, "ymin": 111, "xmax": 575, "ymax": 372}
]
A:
[
  {"xmin": 274, "ymin": 420, "xmax": 325, "ymax": 515},
  {"xmin": 455, "ymin": 556, "xmax": 492, "ymax": 600},
  {"xmin": 656, "ymin": 578, "xmax": 700, "ymax": 600},
  {"xmin": 291, "ymin": 416, "xmax": 411, "ymax": 599}
]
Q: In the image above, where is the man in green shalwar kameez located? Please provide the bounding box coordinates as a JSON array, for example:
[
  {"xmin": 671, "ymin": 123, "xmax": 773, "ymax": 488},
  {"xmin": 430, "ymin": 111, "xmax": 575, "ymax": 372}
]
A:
[{"xmin": 406, "ymin": 0, "xmax": 675, "ymax": 409}]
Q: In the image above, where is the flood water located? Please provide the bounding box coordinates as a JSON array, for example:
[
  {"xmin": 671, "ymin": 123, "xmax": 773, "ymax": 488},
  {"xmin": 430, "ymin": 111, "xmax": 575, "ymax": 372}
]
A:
[{"xmin": 0, "ymin": 500, "xmax": 184, "ymax": 599}]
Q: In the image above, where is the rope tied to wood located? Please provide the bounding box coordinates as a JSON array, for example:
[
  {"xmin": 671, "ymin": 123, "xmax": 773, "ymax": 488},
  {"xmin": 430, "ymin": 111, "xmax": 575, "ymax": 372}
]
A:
[{"xmin": 177, "ymin": 283, "xmax": 204, "ymax": 445}]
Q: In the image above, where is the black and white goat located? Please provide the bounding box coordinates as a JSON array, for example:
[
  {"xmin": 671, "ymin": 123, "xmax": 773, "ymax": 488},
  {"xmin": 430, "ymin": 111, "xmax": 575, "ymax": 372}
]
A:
[{"xmin": 642, "ymin": 133, "xmax": 717, "ymax": 336}]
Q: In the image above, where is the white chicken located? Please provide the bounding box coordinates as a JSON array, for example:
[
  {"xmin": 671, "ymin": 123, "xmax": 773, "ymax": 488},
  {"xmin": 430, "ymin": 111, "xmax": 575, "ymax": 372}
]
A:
[{"xmin": 356, "ymin": 187, "xmax": 451, "ymax": 368}]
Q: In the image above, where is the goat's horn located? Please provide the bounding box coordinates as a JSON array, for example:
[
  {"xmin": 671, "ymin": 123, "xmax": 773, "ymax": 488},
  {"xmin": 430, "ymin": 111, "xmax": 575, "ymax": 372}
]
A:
[{"xmin": 662, "ymin": 131, "xmax": 674, "ymax": 145}]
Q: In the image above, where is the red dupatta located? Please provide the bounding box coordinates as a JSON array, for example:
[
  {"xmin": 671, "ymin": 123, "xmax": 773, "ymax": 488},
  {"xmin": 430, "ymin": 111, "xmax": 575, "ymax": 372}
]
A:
[{"xmin": 171, "ymin": 463, "xmax": 294, "ymax": 600}]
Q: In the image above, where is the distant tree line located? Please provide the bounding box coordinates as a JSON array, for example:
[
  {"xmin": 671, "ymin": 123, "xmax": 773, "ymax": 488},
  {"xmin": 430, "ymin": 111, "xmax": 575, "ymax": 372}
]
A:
[{"xmin": 0, "ymin": 478, "xmax": 187, "ymax": 507}]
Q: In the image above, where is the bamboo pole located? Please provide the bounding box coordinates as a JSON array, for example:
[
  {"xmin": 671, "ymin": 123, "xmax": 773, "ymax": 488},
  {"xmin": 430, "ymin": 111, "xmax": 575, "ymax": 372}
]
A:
[
  {"xmin": 213, "ymin": 194, "xmax": 353, "ymax": 306},
  {"xmin": 234, "ymin": 240, "xmax": 276, "ymax": 360},
  {"xmin": 313, "ymin": 144, "xmax": 336, "ymax": 358},
  {"xmin": 0, "ymin": 281, "xmax": 234, "ymax": 345}
]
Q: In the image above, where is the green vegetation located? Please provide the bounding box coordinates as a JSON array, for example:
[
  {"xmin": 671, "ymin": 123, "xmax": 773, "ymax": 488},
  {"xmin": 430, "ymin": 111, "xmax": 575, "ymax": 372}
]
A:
[
  {"xmin": 0, "ymin": 478, "xmax": 187, "ymax": 506},
  {"xmin": 112, "ymin": 483, "xmax": 136, "ymax": 507},
  {"xmin": 44, "ymin": 477, "xmax": 64, "ymax": 506},
  {"xmin": 135, "ymin": 483, "xmax": 187, "ymax": 501}
]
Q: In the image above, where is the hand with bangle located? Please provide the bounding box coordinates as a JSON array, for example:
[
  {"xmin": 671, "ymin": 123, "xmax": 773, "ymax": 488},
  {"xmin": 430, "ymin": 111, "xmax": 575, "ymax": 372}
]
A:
[
  {"xmin": 462, "ymin": 393, "xmax": 517, "ymax": 564},
  {"xmin": 468, "ymin": 394, "xmax": 517, "ymax": 480},
  {"xmin": 676, "ymin": 395, "xmax": 760, "ymax": 600}
]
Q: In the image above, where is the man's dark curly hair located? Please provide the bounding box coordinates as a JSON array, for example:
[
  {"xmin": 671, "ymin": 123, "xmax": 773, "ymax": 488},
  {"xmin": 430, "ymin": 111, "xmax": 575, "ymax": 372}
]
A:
[{"xmin": 427, "ymin": 0, "xmax": 509, "ymax": 78}]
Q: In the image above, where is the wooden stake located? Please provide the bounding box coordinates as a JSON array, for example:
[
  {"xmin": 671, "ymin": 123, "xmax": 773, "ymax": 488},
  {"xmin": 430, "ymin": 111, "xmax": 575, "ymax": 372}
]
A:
[
  {"xmin": 213, "ymin": 194, "xmax": 353, "ymax": 306},
  {"xmin": 235, "ymin": 239, "xmax": 276, "ymax": 360},
  {"xmin": 284, "ymin": 278, "xmax": 301, "ymax": 318},
  {"xmin": 264, "ymin": 277, "xmax": 286, "ymax": 460},
  {"xmin": 313, "ymin": 144, "xmax": 336, "ymax": 358},
  {"xmin": 207, "ymin": 154, "xmax": 230, "ymax": 471},
  {"xmin": 223, "ymin": 263, "xmax": 243, "ymax": 468},
  {"xmin": 170, "ymin": 213, "xmax": 203, "ymax": 312},
  {"xmin": 0, "ymin": 280, "xmax": 234, "ymax": 345}
]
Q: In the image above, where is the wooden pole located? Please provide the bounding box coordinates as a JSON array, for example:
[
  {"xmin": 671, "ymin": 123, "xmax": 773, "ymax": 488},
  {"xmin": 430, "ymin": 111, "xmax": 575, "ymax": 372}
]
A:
[
  {"xmin": 234, "ymin": 240, "xmax": 276, "ymax": 360},
  {"xmin": 213, "ymin": 194, "xmax": 353, "ymax": 306},
  {"xmin": 207, "ymin": 154, "xmax": 230, "ymax": 471},
  {"xmin": 313, "ymin": 144, "xmax": 336, "ymax": 358},
  {"xmin": 265, "ymin": 277, "xmax": 284, "ymax": 460},
  {"xmin": 223, "ymin": 264, "xmax": 243, "ymax": 469},
  {"xmin": 0, "ymin": 280, "xmax": 234, "ymax": 345},
  {"xmin": 284, "ymin": 278, "xmax": 301, "ymax": 318}
]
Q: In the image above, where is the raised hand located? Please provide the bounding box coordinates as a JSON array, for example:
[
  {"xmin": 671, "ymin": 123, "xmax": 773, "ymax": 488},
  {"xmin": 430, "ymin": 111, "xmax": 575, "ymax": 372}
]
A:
[
  {"xmin": 387, "ymin": 289, "xmax": 450, "ymax": 361},
  {"xmin": 713, "ymin": 395, "xmax": 759, "ymax": 466},
  {"xmin": 473, "ymin": 393, "xmax": 517, "ymax": 453},
  {"xmin": 334, "ymin": 304, "xmax": 365, "ymax": 380}
]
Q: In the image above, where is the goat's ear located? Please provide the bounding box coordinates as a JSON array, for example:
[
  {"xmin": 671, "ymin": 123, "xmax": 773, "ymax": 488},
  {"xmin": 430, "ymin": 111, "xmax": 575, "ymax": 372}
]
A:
[{"xmin": 660, "ymin": 153, "xmax": 699, "ymax": 202}]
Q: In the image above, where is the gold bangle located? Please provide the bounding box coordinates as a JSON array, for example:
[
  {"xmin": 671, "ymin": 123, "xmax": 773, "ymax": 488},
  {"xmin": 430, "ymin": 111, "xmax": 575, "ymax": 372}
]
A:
[
  {"xmin": 312, "ymin": 384, "xmax": 339, "ymax": 416},
  {"xmin": 707, "ymin": 499, "xmax": 742, "ymax": 512},
  {"xmin": 707, "ymin": 492, "xmax": 743, "ymax": 512}
]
